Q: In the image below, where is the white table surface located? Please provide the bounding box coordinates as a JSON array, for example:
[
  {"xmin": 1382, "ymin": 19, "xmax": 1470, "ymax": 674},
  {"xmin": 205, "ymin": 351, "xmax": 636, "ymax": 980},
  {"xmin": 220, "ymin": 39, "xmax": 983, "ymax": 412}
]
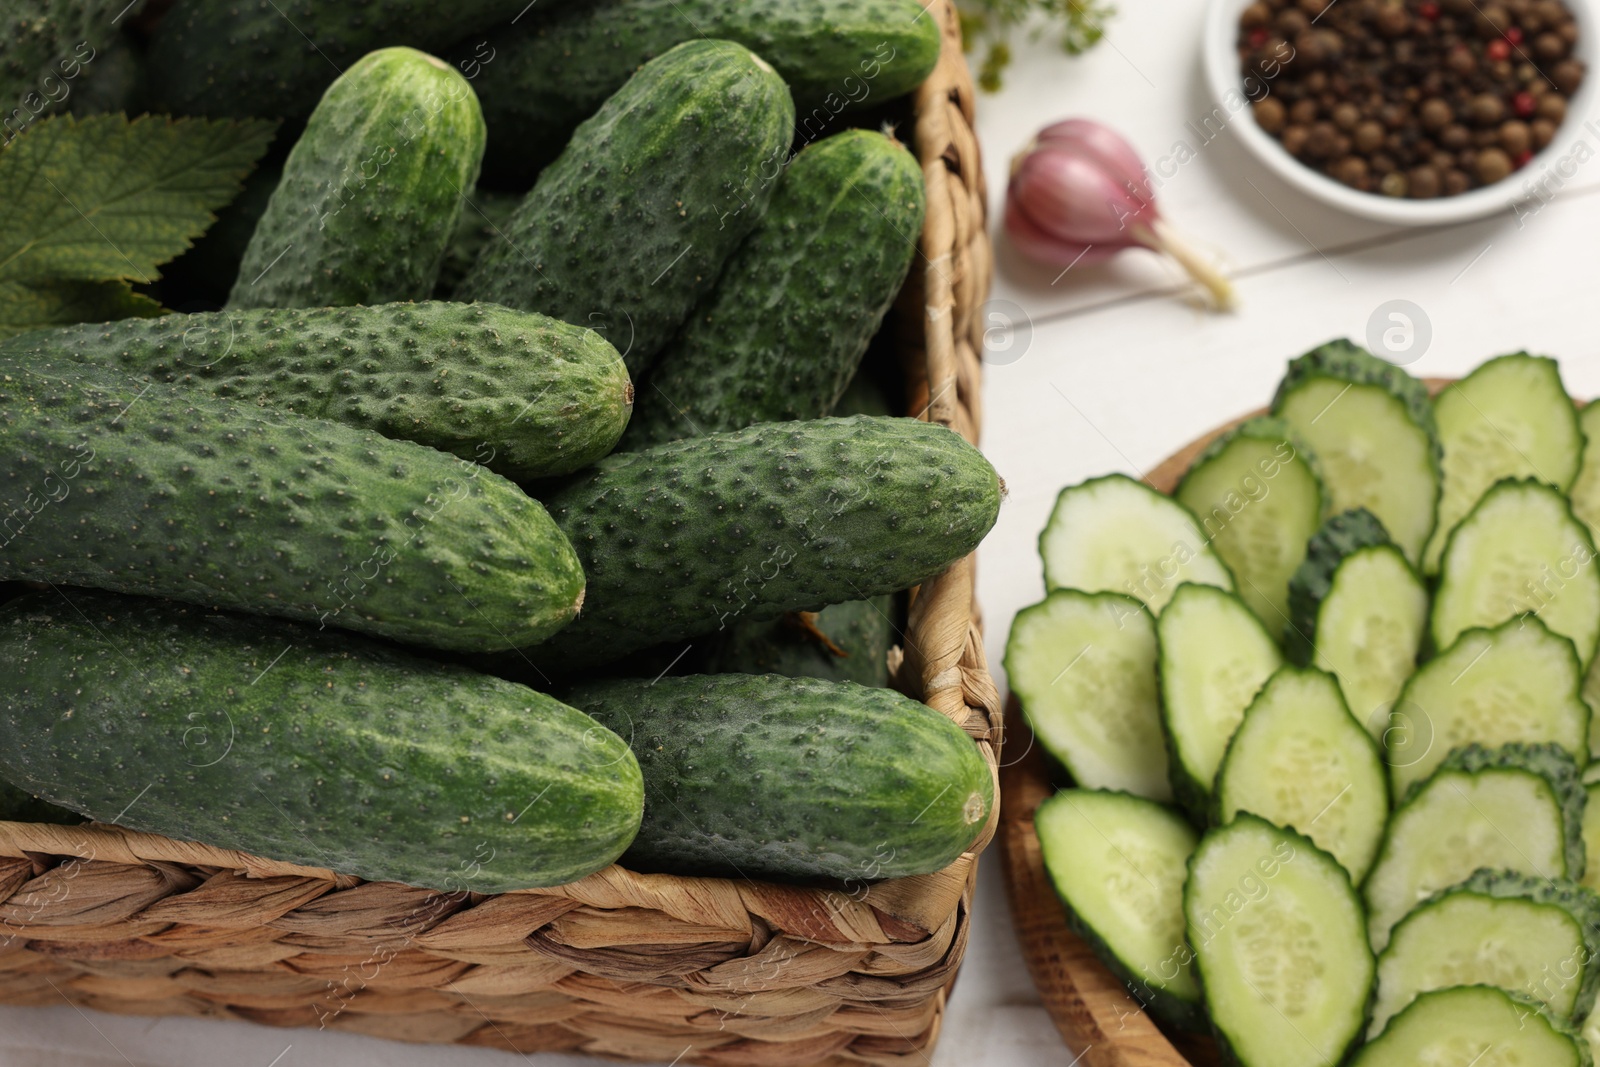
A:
[{"xmin": 8, "ymin": 2, "xmax": 1600, "ymax": 1062}]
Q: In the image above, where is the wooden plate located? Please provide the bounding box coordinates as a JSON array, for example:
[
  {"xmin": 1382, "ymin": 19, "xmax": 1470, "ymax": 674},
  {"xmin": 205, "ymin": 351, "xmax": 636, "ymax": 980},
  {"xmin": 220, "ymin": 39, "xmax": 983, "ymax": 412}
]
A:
[{"xmin": 996, "ymin": 382, "xmax": 1460, "ymax": 1066}]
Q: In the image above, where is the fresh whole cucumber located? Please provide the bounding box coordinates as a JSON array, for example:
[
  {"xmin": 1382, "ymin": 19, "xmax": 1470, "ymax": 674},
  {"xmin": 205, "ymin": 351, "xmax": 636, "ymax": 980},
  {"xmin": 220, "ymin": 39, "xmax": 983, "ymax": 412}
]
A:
[
  {"xmin": 625, "ymin": 128, "xmax": 925, "ymax": 449},
  {"xmin": 0, "ymin": 591, "xmax": 642, "ymax": 891},
  {"xmin": 514, "ymin": 416, "xmax": 1001, "ymax": 672},
  {"xmin": 565, "ymin": 673, "xmax": 993, "ymax": 881},
  {"xmin": 455, "ymin": 40, "xmax": 795, "ymax": 378},
  {"xmin": 1, "ymin": 302, "xmax": 632, "ymax": 481},
  {"xmin": 144, "ymin": 0, "xmax": 525, "ymax": 125},
  {"xmin": 457, "ymin": 0, "xmax": 940, "ymax": 183},
  {"xmin": 0, "ymin": 354, "xmax": 584, "ymax": 652},
  {"xmin": 229, "ymin": 47, "xmax": 486, "ymax": 310}
]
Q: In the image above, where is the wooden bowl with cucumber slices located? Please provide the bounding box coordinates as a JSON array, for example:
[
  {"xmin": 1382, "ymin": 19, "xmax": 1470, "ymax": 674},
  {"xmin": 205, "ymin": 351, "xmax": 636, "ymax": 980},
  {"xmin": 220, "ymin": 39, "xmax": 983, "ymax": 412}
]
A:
[{"xmin": 1002, "ymin": 352, "xmax": 1600, "ymax": 1067}]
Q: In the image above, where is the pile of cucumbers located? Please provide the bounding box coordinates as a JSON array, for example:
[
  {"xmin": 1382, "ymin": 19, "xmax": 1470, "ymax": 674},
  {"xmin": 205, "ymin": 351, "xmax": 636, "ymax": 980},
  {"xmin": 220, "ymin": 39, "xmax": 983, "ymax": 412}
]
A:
[
  {"xmin": 1009, "ymin": 342, "xmax": 1600, "ymax": 1066},
  {"xmin": 0, "ymin": 7, "xmax": 1001, "ymax": 896}
]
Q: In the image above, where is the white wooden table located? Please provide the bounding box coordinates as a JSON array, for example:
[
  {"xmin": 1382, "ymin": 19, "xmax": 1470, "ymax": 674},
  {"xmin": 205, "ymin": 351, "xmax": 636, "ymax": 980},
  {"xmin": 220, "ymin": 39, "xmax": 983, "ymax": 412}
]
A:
[{"xmin": 6, "ymin": 0, "xmax": 1600, "ymax": 1061}]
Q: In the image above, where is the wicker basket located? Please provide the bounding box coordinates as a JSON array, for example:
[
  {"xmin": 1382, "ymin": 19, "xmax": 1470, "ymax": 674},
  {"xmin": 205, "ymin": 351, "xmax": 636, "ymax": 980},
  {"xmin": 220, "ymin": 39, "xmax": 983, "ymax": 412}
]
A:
[{"xmin": 0, "ymin": 4, "xmax": 998, "ymax": 1063}]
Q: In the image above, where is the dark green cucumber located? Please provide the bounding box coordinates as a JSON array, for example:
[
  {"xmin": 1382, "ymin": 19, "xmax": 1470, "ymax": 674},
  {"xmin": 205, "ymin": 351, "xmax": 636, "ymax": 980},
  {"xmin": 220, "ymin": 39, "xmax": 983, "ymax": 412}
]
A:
[
  {"xmin": 1271, "ymin": 340, "xmax": 1441, "ymax": 564},
  {"xmin": 0, "ymin": 354, "xmax": 584, "ymax": 652},
  {"xmin": 565, "ymin": 673, "xmax": 992, "ymax": 881},
  {"xmin": 0, "ymin": 591, "xmax": 641, "ymax": 891},
  {"xmin": 519, "ymin": 416, "xmax": 1000, "ymax": 672},
  {"xmin": 434, "ymin": 191, "xmax": 522, "ymax": 299},
  {"xmin": 0, "ymin": 780, "xmax": 83, "ymax": 825},
  {"xmin": 702, "ymin": 597, "xmax": 895, "ymax": 687},
  {"xmin": 457, "ymin": 0, "xmax": 939, "ymax": 183},
  {"xmin": 229, "ymin": 48, "xmax": 486, "ymax": 310},
  {"xmin": 624, "ymin": 129, "xmax": 924, "ymax": 449},
  {"xmin": 144, "ymin": 0, "xmax": 523, "ymax": 125},
  {"xmin": 1, "ymin": 302, "xmax": 632, "ymax": 481},
  {"xmin": 455, "ymin": 40, "xmax": 794, "ymax": 378}
]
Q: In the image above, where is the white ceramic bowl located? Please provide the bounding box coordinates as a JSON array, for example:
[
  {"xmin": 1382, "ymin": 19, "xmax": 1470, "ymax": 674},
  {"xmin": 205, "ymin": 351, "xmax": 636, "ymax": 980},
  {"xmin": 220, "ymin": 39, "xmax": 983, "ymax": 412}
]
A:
[{"xmin": 1202, "ymin": 0, "xmax": 1599, "ymax": 224}]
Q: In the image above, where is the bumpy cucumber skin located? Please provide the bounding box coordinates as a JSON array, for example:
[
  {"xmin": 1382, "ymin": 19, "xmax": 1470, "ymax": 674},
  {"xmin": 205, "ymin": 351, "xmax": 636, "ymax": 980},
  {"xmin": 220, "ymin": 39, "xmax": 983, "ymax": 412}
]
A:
[
  {"xmin": 456, "ymin": 40, "xmax": 795, "ymax": 379},
  {"xmin": 0, "ymin": 780, "xmax": 83, "ymax": 825},
  {"xmin": 1449, "ymin": 867, "xmax": 1600, "ymax": 1019},
  {"xmin": 144, "ymin": 1, "xmax": 522, "ymax": 124},
  {"xmin": 457, "ymin": 0, "xmax": 939, "ymax": 183},
  {"xmin": 566, "ymin": 673, "xmax": 991, "ymax": 881},
  {"xmin": 624, "ymin": 129, "xmax": 924, "ymax": 449},
  {"xmin": 703, "ymin": 597, "xmax": 895, "ymax": 687},
  {"xmin": 1272, "ymin": 339, "xmax": 1441, "ymax": 458},
  {"xmin": 2, "ymin": 302, "xmax": 631, "ymax": 481},
  {"xmin": 1421, "ymin": 743, "xmax": 1588, "ymax": 876},
  {"xmin": 0, "ymin": 355, "xmax": 584, "ymax": 652},
  {"xmin": 519, "ymin": 416, "xmax": 1000, "ymax": 671},
  {"xmin": 0, "ymin": 592, "xmax": 642, "ymax": 891},
  {"xmin": 1285, "ymin": 507, "xmax": 1394, "ymax": 665},
  {"xmin": 228, "ymin": 48, "xmax": 486, "ymax": 310}
]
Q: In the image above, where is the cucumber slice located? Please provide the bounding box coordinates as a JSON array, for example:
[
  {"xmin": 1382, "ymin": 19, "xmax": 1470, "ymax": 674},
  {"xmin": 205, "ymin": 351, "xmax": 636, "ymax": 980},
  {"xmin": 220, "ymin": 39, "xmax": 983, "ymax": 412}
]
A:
[
  {"xmin": 1353, "ymin": 986, "xmax": 1589, "ymax": 1067},
  {"xmin": 1571, "ymin": 401, "xmax": 1600, "ymax": 542},
  {"xmin": 1185, "ymin": 815, "xmax": 1372, "ymax": 1067},
  {"xmin": 1039, "ymin": 474, "xmax": 1234, "ymax": 614},
  {"xmin": 1035, "ymin": 789, "xmax": 1202, "ymax": 1028},
  {"xmin": 1175, "ymin": 417, "xmax": 1326, "ymax": 639},
  {"xmin": 1214, "ymin": 666, "xmax": 1389, "ymax": 881},
  {"xmin": 1005, "ymin": 590, "xmax": 1170, "ymax": 801},
  {"xmin": 1423, "ymin": 353, "xmax": 1582, "ymax": 574},
  {"xmin": 1272, "ymin": 339, "xmax": 1441, "ymax": 564},
  {"xmin": 1364, "ymin": 744, "xmax": 1578, "ymax": 951},
  {"xmin": 1371, "ymin": 884, "xmax": 1589, "ymax": 1036},
  {"xmin": 1588, "ymin": 662, "xmax": 1600, "ymax": 761},
  {"xmin": 1287, "ymin": 510, "xmax": 1428, "ymax": 730},
  {"xmin": 1453, "ymin": 868, "xmax": 1600, "ymax": 1018},
  {"xmin": 1432, "ymin": 478, "xmax": 1600, "ymax": 670},
  {"xmin": 1389, "ymin": 616, "xmax": 1590, "ymax": 800},
  {"xmin": 1157, "ymin": 583, "xmax": 1283, "ymax": 812}
]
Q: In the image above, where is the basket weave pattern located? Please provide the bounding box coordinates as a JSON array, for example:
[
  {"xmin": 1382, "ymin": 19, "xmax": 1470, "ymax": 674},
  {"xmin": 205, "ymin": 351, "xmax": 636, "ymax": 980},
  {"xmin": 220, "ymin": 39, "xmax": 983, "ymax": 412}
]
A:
[{"xmin": 0, "ymin": 4, "xmax": 998, "ymax": 1062}]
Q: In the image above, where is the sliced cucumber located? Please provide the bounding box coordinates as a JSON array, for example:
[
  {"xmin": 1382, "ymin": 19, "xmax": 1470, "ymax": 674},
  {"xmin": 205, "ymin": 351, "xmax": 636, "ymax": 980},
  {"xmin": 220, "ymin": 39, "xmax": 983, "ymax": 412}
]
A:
[
  {"xmin": 1452, "ymin": 868, "xmax": 1600, "ymax": 1019},
  {"xmin": 1354, "ymin": 985, "xmax": 1589, "ymax": 1067},
  {"xmin": 1432, "ymin": 478, "xmax": 1600, "ymax": 670},
  {"xmin": 1157, "ymin": 583, "xmax": 1283, "ymax": 812},
  {"xmin": 1005, "ymin": 590, "xmax": 1170, "ymax": 801},
  {"xmin": 1389, "ymin": 616, "xmax": 1590, "ymax": 800},
  {"xmin": 1272, "ymin": 339, "xmax": 1441, "ymax": 564},
  {"xmin": 1371, "ymin": 884, "xmax": 1589, "ymax": 1036},
  {"xmin": 1364, "ymin": 744, "xmax": 1578, "ymax": 951},
  {"xmin": 1287, "ymin": 509, "xmax": 1428, "ymax": 731},
  {"xmin": 1571, "ymin": 400, "xmax": 1600, "ymax": 546},
  {"xmin": 1214, "ymin": 666, "xmax": 1388, "ymax": 882},
  {"xmin": 1039, "ymin": 474, "xmax": 1234, "ymax": 613},
  {"xmin": 1034, "ymin": 789, "xmax": 1202, "ymax": 1028},
  {"xmin": 1174, "ymin": 417, "xmax": 1326, "ymax": 638},
  {"xmin": 1286, "ymin": 508, "xmax": 1392, "ymax": 666},
  {"xmin": 1423, "ymin": 353, "xmax": 1582, "ymax": 574},
  {"xmin": 1586, "ymin": 655, "xmax": 1600, "ymax": 760},
  {"xmin": 1184, "ymin": 815, "xmax": 1372, "ymax": 1067}
]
